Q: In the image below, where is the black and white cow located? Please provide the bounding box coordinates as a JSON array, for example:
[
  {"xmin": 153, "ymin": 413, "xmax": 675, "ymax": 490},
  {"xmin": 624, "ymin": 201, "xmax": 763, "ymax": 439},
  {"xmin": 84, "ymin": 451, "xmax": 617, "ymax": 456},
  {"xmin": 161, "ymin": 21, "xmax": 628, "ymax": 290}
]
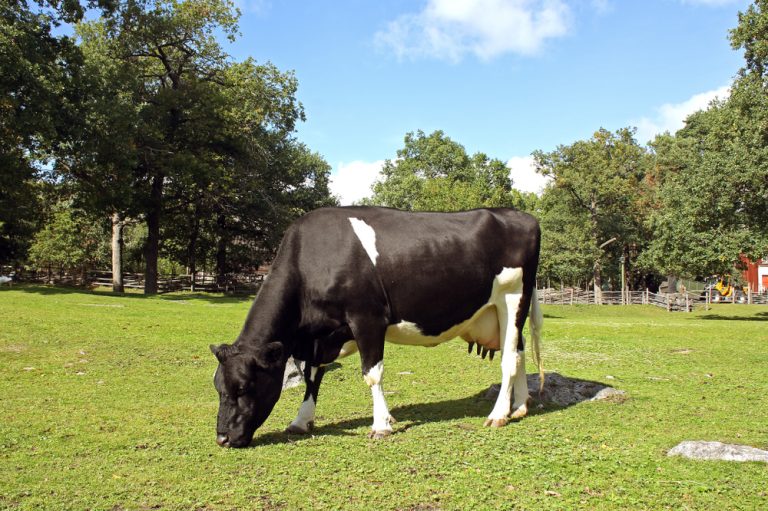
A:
[{"xmin": 211, "ymin": 206, "xmax": 542, "ymax": 447}]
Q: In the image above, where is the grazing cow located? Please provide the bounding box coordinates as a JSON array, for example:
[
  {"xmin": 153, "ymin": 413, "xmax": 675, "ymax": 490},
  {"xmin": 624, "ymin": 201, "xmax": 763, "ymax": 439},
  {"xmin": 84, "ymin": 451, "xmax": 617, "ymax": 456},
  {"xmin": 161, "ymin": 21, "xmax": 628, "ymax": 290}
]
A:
[{"xmin": 211, "ymin": 206, "xmax": 543, "ymax": 447}]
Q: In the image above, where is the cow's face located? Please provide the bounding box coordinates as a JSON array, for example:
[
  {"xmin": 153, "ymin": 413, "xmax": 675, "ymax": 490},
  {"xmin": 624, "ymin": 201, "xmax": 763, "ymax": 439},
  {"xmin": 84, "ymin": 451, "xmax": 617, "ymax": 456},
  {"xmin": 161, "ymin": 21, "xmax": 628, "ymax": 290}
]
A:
[{"xmin": 210, "ymin": 342, "xmax": 285, "ymax": 448}]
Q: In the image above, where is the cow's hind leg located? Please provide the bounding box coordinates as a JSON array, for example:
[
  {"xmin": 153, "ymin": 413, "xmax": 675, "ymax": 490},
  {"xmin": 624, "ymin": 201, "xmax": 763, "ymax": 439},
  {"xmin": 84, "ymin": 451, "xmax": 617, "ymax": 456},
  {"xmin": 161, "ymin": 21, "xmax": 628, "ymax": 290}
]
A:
[
  {"xmin": 485, "ymin": 281, "xmax": 528, "ymax": 427},
  {"xmin": 286, "ymin": 363, "xmax": 325, "ymax": 434}
]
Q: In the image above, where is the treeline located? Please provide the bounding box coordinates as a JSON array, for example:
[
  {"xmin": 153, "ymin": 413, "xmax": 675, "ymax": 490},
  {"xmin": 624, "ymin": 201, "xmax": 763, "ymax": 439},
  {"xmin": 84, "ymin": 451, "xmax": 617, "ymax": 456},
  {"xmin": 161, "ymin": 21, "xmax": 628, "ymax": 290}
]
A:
[
  {"xmin": 3, "ymin": 1, "xmax": 767, "ymax": 295},
  {"xmin": 1, "ymin": 1, "xmax": 336, "ymax": 292},
  {"xmin": 363, "ymin": 0, "xmax": 768, "ymax": 296}
]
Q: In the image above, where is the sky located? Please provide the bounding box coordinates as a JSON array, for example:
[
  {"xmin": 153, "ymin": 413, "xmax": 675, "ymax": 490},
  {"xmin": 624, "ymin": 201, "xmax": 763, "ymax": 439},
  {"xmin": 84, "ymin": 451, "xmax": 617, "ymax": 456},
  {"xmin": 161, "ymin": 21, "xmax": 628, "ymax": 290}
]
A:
[{"xmin": 222, "ymin": 0, "xmax": 751, "ymax": 204}]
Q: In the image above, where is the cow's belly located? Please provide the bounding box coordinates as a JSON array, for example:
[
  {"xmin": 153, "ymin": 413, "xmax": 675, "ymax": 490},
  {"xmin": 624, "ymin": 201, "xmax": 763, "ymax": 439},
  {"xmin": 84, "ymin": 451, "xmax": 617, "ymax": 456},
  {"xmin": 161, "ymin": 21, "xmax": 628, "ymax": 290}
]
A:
[{"xmin": 384, "ymin": 304, "xmax": 500, "ymax": 350}]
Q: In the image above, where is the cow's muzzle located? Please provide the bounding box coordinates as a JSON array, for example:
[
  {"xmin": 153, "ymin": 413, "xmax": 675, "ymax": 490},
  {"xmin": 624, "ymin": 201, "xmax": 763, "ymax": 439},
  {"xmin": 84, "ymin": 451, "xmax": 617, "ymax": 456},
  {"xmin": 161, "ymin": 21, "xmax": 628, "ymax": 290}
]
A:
[{"xmin": 216, "ymin": 434, "xmax": 230, "ymax": 447}]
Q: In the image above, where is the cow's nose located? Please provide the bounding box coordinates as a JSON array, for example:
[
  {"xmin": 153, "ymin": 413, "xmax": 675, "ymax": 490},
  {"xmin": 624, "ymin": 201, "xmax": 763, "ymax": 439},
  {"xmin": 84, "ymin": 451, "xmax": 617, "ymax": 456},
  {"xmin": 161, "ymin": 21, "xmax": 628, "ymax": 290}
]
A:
[{"xmin": 216, "ymin": 434, "xmax": 229, "ymax": 447}]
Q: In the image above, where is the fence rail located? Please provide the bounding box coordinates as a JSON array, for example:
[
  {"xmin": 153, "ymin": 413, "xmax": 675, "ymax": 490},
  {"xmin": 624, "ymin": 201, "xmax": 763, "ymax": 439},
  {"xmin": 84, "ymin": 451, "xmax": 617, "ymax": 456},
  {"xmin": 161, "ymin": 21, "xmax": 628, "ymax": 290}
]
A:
[
  {"xmin": 537, "ymin": 287, "xmax": 768, "ymax": 310},
  {"xmin": 538, "ymin": 289, "xmax": 696, "ymax": 311},
  {"xmin": 3, "ymin": 266, "xmax": 767, "ymax": 308},
  {"xmin": 4, "ymin": 268, "xmax": 266, "ymax": 295}
]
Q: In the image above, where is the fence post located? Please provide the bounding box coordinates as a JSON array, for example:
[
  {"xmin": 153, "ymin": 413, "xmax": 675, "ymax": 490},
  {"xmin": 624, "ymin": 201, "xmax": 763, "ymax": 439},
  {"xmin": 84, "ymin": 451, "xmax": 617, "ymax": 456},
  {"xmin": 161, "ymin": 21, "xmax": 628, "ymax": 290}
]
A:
[{"xmin": 570, "ymin": 288, "xmax": 574, "ymax": 306}]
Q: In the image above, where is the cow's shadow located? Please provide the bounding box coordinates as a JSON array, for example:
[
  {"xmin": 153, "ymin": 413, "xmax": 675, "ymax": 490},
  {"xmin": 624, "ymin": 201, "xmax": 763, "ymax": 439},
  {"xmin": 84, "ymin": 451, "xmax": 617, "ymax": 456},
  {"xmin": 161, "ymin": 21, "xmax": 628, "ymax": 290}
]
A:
[{"xmin": 250, "ymin": 372, "xmax": 624, "ymax": 447}]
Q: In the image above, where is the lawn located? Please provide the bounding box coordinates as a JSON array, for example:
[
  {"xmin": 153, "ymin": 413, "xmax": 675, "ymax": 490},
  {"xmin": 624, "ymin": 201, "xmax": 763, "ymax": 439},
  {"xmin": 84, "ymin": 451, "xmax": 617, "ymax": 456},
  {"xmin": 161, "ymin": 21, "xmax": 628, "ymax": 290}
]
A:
[{"xmin": 1, "ymin": 285, "xmax": 767, "ymax": 510}]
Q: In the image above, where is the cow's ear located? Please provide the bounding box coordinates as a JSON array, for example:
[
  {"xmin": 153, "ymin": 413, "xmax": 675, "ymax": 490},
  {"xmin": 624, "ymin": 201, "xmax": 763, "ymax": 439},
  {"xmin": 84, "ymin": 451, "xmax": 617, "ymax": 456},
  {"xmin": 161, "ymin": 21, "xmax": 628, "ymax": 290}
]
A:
[
  {"xmin": 257, "ymin": 341, "xmax": 284, "ymax": 369},
  {"xmin": 210, "ymin": 343, "xmax": 237, "ymax": 363}
]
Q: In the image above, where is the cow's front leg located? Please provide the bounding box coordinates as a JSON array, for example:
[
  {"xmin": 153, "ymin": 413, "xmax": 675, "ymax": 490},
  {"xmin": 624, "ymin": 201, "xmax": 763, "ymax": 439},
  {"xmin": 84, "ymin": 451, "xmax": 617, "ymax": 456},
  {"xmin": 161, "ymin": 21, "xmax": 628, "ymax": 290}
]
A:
[
  {"xmin": 286, "ymin": 364, "xmax": 325, "ymax": 434},
  {"xmin": 364, "ymin": 360, "xmax": 395, "ymax": 439}
]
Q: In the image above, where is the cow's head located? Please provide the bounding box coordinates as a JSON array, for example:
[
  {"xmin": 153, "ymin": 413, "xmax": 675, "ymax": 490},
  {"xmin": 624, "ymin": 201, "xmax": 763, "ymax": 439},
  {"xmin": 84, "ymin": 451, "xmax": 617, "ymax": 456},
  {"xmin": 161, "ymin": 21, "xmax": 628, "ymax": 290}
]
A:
[{"xmin": 210, "ymin": 342, "xmax": 285, "ymax": 448}]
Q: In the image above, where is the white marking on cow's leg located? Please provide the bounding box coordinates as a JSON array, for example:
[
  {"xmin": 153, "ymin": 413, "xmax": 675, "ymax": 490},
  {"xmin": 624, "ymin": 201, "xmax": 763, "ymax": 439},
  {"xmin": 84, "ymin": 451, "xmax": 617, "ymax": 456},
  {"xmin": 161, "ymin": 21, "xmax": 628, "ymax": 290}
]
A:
[
  {"xmin": 486, "ymin": 291, "xmax": 522, "ymax": 427},
  {"xmin": 287, "ymin": 396, "xmax": 316, "ymax": 433},
  {"xmin": 364, "ymin": 361, "xmax": 393, "ymax": 438},
  {"xmin": 286, "ymin": 367, "xmax": 319, "ymax": 434},
  {"xmin": 348, "ymin": 218, "xmax": 379, "ymax": 266},
  {"xmin": 510, "ymin": 348, "xmax": 529, "ymax": 420}
]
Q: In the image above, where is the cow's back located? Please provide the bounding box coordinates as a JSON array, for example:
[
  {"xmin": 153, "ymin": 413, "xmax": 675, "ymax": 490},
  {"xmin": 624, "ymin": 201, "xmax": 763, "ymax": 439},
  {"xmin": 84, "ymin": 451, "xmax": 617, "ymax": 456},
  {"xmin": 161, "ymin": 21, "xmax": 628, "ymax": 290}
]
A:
[{"xmin": 279, "ymin": 207, "xmax": 539, "ymax": 337}]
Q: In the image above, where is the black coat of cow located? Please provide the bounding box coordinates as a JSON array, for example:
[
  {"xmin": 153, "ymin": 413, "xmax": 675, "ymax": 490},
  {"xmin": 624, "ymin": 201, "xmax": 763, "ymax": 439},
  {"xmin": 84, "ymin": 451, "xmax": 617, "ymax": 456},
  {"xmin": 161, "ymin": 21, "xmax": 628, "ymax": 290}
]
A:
[{"xmin": 211, "ymin": 206, "xmax": 542, "ymax": 447}]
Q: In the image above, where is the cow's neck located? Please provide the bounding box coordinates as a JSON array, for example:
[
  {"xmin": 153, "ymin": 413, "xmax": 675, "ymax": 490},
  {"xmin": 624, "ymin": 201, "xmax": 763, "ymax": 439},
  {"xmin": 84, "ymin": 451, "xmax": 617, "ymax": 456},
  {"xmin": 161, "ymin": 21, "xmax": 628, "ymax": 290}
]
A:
[{"xmin": 235, "ymin": 269, "xmax": 297, "ymax": 351}]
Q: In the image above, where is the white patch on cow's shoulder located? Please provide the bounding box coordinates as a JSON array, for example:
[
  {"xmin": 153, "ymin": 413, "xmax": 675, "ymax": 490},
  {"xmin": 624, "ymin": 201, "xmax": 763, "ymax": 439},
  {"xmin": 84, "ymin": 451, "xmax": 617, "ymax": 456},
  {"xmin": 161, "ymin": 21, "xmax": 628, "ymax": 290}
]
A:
[{"xmin": 348, "ymin": 217, "xmax": 379, "ymax": 266}]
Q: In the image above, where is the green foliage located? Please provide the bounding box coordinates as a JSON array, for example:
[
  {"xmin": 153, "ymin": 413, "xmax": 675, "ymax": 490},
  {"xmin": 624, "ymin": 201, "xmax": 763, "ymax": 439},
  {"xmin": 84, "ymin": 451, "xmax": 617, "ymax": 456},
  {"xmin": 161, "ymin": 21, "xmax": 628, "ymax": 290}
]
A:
[
  {"xmin": 534, "ymin": 128, "xmax": 649, "ymax": 290},
  {"xmin": 641, "ymin": 86, "xmax": 768, "ymax": 278},
  {"xmin": 537, "ymin": 186, "xmax": 595, "ymax": 284},
  {"xmin": 365, "ymin": 130, "xmax": 520, "ymax": 211},
  {"xmin": 1, "ymin": 287, "xmax": 767, "ymax": 510},
  {"xmin": 27, "ymin": 201, "xmax": 109, "ymax": 272}
]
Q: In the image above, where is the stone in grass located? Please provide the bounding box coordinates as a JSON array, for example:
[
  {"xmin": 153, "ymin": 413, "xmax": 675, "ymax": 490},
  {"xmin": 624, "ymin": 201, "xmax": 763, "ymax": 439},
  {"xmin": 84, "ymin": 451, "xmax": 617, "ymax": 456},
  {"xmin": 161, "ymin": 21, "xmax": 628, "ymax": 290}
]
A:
[
  {"xmin": 484, "ymin": 372, "xmax": 627, "ymax": 407},
  {"xmin": 282, "ymin": 358, "xmax": 341, "ymax": 390},
  {"xmin": 282, "ymin": 357, "xmax": 304, "ymax": 390},
  {"xmin": 668, "ymin": 441, "xmax": 768, "ymax": 463}
]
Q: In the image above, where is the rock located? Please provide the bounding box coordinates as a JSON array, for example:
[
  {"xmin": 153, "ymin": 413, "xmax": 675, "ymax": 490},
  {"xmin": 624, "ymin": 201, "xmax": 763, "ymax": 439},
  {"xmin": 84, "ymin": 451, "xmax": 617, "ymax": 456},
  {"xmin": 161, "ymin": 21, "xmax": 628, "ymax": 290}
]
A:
[
  {"xmin": 668, "ymin": 441, "xmax": 768, "ymax": 463},
  {"xmin": 484, "ymin": 372, "xmax": 626, "ymax": 407},
  {"xmin": 282, "ymin": 357, "xmax": 304, "ymax": 390}
]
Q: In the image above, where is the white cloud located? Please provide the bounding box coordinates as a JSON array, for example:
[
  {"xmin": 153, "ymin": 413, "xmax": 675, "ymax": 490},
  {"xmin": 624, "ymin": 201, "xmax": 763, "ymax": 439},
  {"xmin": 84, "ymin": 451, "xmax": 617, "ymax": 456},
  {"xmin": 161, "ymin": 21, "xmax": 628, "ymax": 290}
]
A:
[
  {"xmin": 507, "ymin": 155, "xmax": 551, "ymax": 194},
  {"xmin": 375, "ymin": 0, "xmax": 571, "ymax": 62},
  {"xmin": 330, "ymin": 160, "xmax": 385, "ymax": 205},
  {"xmin": 634, "ymin": 85, "xmax": 731, "ymax": 144}
]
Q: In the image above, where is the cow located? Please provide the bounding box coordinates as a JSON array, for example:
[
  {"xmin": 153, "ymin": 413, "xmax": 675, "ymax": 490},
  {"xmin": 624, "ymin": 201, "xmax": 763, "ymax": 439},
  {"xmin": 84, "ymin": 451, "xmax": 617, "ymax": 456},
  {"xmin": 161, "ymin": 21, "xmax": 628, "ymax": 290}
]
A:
[{"xmin": 210, "ymin": 206, "xmax": 543, "ymax": 448}]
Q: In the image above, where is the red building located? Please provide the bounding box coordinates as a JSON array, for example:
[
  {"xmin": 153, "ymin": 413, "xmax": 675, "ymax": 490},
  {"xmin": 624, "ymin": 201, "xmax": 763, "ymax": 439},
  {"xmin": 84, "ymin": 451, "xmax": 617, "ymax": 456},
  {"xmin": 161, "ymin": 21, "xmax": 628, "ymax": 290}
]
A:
[{"xmin": 741, "ymin": 255, "xmax": 768, "ymax": 293}]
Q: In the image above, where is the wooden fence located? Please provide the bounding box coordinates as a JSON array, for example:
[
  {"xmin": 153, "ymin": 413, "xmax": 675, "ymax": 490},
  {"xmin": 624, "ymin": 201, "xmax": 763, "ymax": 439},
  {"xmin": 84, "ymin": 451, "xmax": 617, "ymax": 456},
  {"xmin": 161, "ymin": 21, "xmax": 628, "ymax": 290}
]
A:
[
  {"xmin": 537, "ymin": 287, "xmax": 768, "ymax": 310},
  {"xmin": 9, "ymin": 268, "xmax": 266, "ymax": 295},
  {"xmin": 5, "ymin": 266, "xmax": 767, "ymax": 307},
  {"xmin": 537, "ymin": 289, "xmax": 699, "ymax": 311}
]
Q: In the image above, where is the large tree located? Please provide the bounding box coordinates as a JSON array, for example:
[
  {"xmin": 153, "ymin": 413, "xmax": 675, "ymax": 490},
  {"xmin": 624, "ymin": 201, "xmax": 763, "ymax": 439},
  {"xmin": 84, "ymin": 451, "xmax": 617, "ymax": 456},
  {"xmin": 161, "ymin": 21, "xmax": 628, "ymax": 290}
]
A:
[
  {"xmin": 534, "ymin": 128, "xmax": 648, "ymax": 302},
  {"xmin": 640, "ymin": 1, "xmax": 768, "ymax": 280},
  {"xmin": 0, "ymin": 1, "xmax": 112, "ymax": 264},
  {"xmin": 365, "ymin": 130, "xmax": 520, "ymax": 211}
]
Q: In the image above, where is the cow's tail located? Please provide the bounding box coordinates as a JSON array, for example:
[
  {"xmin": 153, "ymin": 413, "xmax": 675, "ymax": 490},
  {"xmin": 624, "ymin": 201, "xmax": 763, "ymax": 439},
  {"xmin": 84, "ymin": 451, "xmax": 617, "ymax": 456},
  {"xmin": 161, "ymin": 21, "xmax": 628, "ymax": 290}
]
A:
[{"xmin": 529, "ymin": 288, "xmax": 545, "ymax": 394}]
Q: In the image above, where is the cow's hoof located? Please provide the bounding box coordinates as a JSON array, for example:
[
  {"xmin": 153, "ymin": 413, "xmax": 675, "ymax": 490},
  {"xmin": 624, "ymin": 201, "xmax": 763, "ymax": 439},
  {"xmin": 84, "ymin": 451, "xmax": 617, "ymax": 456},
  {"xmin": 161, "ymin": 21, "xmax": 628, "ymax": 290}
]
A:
[
  {"xmin": 483, "ymin": 417, "xmax": 509, "ymax": 428},
  {"xmin": 285, "ymin": 421, "xmax": 314, "ymax": 435},
  {"xmin": 368, "ymin": 429, "xmax": 392, "ymax": 439},
  {"xmin": 510, "ymin": 405, "xmax": 528, "ymax": 420}
]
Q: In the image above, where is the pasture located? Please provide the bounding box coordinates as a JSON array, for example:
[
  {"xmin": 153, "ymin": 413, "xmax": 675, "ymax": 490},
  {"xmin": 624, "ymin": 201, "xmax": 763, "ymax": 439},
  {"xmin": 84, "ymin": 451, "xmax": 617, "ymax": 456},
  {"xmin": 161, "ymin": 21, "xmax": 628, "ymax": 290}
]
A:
[{"xmin": 1, "ymin": 285, "xmax": 766, "ymax": 510}]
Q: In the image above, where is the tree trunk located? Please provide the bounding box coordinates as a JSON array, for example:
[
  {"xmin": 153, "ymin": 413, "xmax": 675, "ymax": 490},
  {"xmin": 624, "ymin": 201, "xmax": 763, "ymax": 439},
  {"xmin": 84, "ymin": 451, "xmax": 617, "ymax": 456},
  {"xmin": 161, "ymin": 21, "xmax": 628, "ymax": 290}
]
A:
[
  {"xmin": 111, "ymin": 212, "xmax": 124, "ymax": 293},
  {"xmin": 216, "ymin": 214, "xmax": 227, "ymax": 286},
  {"xmin": 187, "ymin": 204, "xmax": 200, "ymax": 292},
  {"xmin": 593, "ymin": 260, "xmax": 603, "ymax": 305},
  {"xmin": 589, "ymin": 200, "xmax": 603, "ymax": 305},
  {"xmin": 144, "ymin": 173, "xmax": 163, "ymax": 295}
]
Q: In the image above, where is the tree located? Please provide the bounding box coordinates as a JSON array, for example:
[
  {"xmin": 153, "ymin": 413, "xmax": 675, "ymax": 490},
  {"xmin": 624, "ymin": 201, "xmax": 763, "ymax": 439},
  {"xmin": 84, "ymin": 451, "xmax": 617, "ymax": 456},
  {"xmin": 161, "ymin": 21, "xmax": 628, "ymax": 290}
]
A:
[
  {"xmin": 639, "ymin": 1, "xmax": 768, "ymax": 280},
  {"xmin": 534, "ymin": 128, "xmax": 648, "ymax": 302},
  {"xmin": 365, "ymin": 130, "xmax": 520, "ymax": 211},
  {"xmin": 728, "ymin": 0, "xmax": 768, "ymax": 237},
  {"xmin": 641, "ymin": 99, "xmax": 767, "ymax": 279},
  {"xmin": 28, "ymin": 200, "xmax": 109, "ymax": 282},
  {"xmin": 536, "ymin": 186, "xmax": 595, "ymax": 288}
]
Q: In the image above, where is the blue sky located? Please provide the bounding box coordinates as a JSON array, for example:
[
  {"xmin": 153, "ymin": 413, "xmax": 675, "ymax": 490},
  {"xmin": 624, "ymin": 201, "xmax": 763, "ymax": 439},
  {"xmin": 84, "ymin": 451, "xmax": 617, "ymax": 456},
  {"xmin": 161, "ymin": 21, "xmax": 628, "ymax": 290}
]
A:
[{"xmin": 223, "ymin": 0, "xmax": 750, "ymax": 203}]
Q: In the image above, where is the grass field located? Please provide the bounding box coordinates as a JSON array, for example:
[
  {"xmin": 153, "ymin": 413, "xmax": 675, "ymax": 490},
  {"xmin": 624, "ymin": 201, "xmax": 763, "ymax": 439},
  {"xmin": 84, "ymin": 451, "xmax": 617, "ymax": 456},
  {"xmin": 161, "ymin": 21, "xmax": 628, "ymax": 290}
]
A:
[{"xmin": 1, "ymin": 285, "xmax": 767, "ymax": 510}]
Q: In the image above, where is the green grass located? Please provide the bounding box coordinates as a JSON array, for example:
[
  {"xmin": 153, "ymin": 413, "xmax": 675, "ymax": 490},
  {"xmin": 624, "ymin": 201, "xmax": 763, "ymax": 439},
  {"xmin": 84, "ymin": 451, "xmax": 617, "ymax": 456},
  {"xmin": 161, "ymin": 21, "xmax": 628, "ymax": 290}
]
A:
[{"xmin": 1, "ymin": 285, "xmax": 767, "ymax": 510}]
